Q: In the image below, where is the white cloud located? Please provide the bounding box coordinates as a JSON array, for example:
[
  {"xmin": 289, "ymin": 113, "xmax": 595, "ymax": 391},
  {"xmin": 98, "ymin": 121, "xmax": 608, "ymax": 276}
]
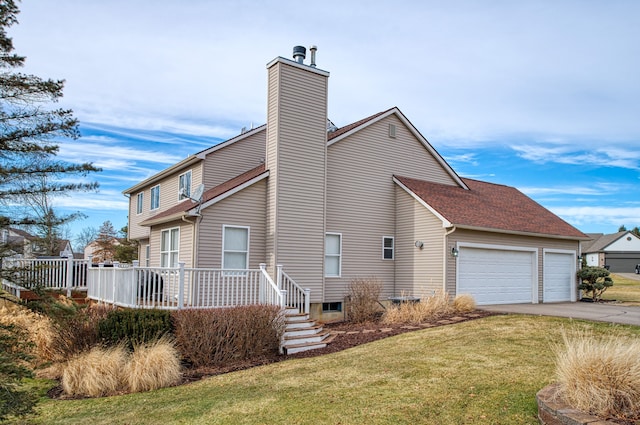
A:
[{"xmin": 551, "ymin": 206, "xmax": 640, "ymax": 230}]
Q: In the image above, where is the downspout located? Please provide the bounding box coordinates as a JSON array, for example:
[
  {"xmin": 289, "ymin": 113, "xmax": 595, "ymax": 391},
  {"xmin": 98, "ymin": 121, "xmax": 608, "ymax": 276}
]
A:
[{"xmin": 444, "ymin": 226, "xmax": 457, "ymax": 294}]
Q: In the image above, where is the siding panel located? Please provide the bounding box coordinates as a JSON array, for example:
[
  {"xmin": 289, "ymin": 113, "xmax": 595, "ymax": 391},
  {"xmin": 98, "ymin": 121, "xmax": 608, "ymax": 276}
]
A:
[
  {"xmin": 325, "ymin": 114, "xmax": 457, "ymax": 300},
  {"xmin": 197, "ymin": 179, "xmax": 267, "ymax": 269}
]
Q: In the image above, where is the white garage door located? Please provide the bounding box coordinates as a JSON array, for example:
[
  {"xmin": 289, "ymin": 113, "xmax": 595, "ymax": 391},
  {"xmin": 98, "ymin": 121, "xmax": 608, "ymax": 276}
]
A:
[
  {"xmin": 543, "ymin": 252, "xmax": 575, "ymax": 302},
  {"xmin": 457, "ymin": 246, "xmax": 535, "ymax": 305}
]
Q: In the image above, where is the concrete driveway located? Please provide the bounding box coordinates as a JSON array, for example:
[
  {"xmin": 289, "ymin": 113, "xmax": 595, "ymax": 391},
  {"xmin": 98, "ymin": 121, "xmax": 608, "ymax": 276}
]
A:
[{"xmin": 480, "ymin": 302, "xmax": 640, "ymax": 326}]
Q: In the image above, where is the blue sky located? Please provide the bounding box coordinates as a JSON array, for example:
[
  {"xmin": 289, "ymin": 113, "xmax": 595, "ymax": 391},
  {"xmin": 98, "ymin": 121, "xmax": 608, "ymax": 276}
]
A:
[{"xmin": 9, "ymin": 1, "xmax": 640, "ymax": 243}]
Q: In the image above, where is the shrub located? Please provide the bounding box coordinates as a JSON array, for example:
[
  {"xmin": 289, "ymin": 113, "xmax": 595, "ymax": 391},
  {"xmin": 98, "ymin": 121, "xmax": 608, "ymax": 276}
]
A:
[
  {"xmin": 61, "ymin": 345, "xmax": 128, "ymax": 397},
  {"xmin": 172, "ymin": 305, "xmax": 284, "ymax": 368},
  {"xmin": 48, "ymin": 303, "xmax": 114, "ymax": 362},
  {"xmin": 554, "ymin": 329, "xmax": 640, "ymax": 420},
  {"xmin": 577, "ymin": 266, "xmax": 613, "ymax": 302},
  {"xmin": 98, "ymin": 308, "xmax": 172, "ymax": 348},
  {"xmin": 346, "ymin": 277, "xmax": 383, "ymax": 323},
  {"xmin": 453, "ymin": 294, "xmax": 476, "ymax": 313},
  {"xmin": 124, "ymin": 337, "xmax": 182, "ymax": 393},
  {"xmin": 382, "ymin": 290, "xmax": 453, "ymax": 325}
]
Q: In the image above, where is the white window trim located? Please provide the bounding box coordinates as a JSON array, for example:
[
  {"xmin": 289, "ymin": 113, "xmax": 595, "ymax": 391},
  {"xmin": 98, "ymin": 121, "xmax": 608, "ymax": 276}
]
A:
[
  {"xmin": 136, "ymin": 192, "xmax": 144, "ymax": 215},
  {"xmin": 382, "ymin": 236, "xmax": 394, "ymax": 260},
  {"xmin": 160, "ymin": 227, "xmax": 179, "ymax": 268},
  {"xmin": 150, "ymin": 185, "xmax": 160, "ymax": 211},
  {"xmin": 178, "ymin": 170, "xmax": 192, "ymax": 202},
  {"xmin": 144, "ymin": 244, "xmax": 150, "ymax": 267},
  {"xmin": 325, "ymin": 232, "xmax": 342, "ymax": 278},
  {"xmin": 222, "ymin": 225, "xmax": 250, "ymax": 270}
]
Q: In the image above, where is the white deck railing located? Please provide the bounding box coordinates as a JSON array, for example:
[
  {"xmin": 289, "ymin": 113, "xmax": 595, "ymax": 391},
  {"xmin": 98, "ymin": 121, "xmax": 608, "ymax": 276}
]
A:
[
  {"xmin": 86, "ymin": 262, "xmax": 303, "ymax": 310},
  {"xmin": 1, "ymin": 256, "xmax": 89, "ymax": 297},
  {"xmin": 2, "ymin": 257, "xmax": 311, "ymax": 313}
]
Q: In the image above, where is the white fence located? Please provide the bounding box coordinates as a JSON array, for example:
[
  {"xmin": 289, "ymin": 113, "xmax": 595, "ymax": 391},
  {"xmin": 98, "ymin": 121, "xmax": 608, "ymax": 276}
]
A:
[
  {"xmin": 87, "ymin": 262, "xmax": 310, "ymax": 312},
  {"xmin": 1, "ymin": 256, "xmax": 89, "ymax": 297},
  {"xmin": 2, "ymin": 257, "xmax": 311, "ymax": 313}
]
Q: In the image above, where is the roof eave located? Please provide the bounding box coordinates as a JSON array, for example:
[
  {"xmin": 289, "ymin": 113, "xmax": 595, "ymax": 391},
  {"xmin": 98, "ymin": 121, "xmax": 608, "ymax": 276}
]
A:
[
  {"xmin": 452, "ymin": 224, "xmax": 591, "ymax": 241},
  {"xmin": 123, "ymin": 156, "xmax": 203, "ymax": 195}
]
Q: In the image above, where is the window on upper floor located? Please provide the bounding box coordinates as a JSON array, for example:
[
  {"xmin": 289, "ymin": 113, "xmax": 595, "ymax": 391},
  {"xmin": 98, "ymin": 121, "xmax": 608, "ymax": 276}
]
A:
[
  {"xmin": 383, "ymin": 236, "xmax": 394, "ymax": 260},
  {"xmin": 179, "ymin": 170, "xmax": 192, "ymax": 201},
  {"xmin": 150, "ymin": 185, "xmax": 160, "ymax": 210},
  {"xmin": 160, "ymin": 228, "xmax": 179, "ymax": 267},
  {"xmin": 222, "ymin": 225, "xmax": 250, "ymax": 270},
  {"xmin": 325, "ymin": 233, "xmax": 342, "ymax": 277},
  {"xmin": 136, "ymin": 192, "xmax": 144, "ymax": 215}
]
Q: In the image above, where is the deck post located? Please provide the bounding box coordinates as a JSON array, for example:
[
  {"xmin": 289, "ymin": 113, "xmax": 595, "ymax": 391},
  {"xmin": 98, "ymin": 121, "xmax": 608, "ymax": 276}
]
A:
[
  {"xmin": 276, "ymin": 264, "xmax": 283, "ymax": 289},
  {"xmin": 304, "ymin": 288, "xmax": 311, "ymax": 315},
  {"xmin": 280, "ymin": 289, "xmax": 287, "ymax": 309},
  {"xmin": 178, "ymin": 262, "xmax": 185, "ymax": 309},
  {"xmin": 65, "ymin": 254, "xmax": 74, "ymax": 297},
  {"xmin": 258, "ymin": 263, "xmax": 266, "ymax": 304}
]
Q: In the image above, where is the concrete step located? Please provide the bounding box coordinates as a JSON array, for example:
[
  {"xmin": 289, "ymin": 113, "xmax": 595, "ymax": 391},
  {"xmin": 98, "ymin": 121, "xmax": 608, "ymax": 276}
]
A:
[
  {"xmin": 284, "ymin": 340, "xmax": 328, "ymax": 355},
  {"xmin": 283, "ymin": 330, "xmax": 331, "ymax": 345},
  {"xmin": 285, "ymin": 313, "xmax": 309, "ymax": 322},
  {"xmin": 284, "ymin": 324, "xmax": 324, "ymax": 338},
  {"xmin": 284, "ymin": 319, "xmax": 316, "ymax": 329}
]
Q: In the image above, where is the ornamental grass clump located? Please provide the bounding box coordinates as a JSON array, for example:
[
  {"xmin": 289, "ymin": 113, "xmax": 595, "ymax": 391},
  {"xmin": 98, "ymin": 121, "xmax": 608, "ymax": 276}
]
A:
[
  {"xmin": 124, "ymin": 336, "xmax": 182, "ymax": 393},
  {"xmin": 452, "ymin": 294, "xmax": 476, "ymax": 313},
  {"xmin": 61, "ymin": 345, "xmax": 128, "ymax": 397},
  {"xmin": 554, "ymin": 329, "xmax": 640, "ymax": 421},
  {"xmin": 382, "ymin": 290, "xmax": 456, "ymax": 325}
]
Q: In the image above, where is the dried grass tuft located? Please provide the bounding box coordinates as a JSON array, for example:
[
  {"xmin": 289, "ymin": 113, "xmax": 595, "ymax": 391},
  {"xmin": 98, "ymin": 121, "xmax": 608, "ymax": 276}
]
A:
[
  {"xmin": 382, "ymin": 290, "xmax": 454, "ymax": 325},
  {"xmin": 61, "ymin": 345, "xmax": 128, "ymax": 397},
  {"xmin": 0, "ymin": 305, "xmax": 58, "ymax": 363},
  {"xmin": 554, "ymin": 329, "xmax": 640, "ymax": 420},
  {"xmin": 125, "ymin": 337, "xmax": 182, "ymax": 393},
  {"xmin": 452, "ymin": 294, "xmax": 476, "ymax": 313}
]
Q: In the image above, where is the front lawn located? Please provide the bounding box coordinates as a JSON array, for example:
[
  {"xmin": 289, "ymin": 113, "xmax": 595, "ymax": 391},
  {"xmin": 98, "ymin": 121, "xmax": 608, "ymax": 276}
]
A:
[
  {"xmin": 29, "ymin": 315, "xmax": 640, "ymax": 425},
  {"xmin": 604, "ymin": 273, "xmax": 640, "ymax": 305}
]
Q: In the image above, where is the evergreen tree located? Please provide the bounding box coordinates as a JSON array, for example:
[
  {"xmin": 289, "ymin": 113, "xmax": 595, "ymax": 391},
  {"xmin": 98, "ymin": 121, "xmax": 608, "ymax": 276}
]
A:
[
  {"xmin": 0, "ymin": 0, "xmax": 99, "ymax": 233},
  {"xmin": 114, "ymin": 225, "xmax": 138, "ymax": 263},
  {"xmin": 92, "ymin": 220, "xmax": 117, "ymax": 263}
]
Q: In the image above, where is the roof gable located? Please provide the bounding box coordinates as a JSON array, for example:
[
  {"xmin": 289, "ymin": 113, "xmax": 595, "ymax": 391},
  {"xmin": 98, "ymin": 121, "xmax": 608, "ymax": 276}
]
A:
[
  {"xmin": 584, "ymin": 231, "xmax": 640, "ymax": 252},
  {"xmin": 329, "ymin": 107, "xmax": 468, "ymax": 190},
  {"xmin": 395, "ymin": 175, "xmax": 587, "ymax": 239}
]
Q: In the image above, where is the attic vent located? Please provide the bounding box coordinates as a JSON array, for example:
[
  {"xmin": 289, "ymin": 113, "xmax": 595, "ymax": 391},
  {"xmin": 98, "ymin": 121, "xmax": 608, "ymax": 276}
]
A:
[
  {"xmin": 327, "ymin": 119, "xmax": 338, "ymax": 133},
  {"xmin": 389, "ymin": 124, "xmax": 396, "ymax": 138}
]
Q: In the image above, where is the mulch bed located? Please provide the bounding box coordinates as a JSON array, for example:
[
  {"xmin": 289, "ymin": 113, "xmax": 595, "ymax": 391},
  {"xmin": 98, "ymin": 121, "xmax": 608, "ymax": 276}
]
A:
[{"xmin": 181, "ymin": 309, "xmax": 496, "ymax": 383}]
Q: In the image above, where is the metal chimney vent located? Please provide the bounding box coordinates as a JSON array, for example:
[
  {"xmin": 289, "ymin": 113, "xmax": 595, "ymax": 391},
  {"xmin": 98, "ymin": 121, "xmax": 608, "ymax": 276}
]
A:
[{"xmin": 292, "ymin": 45, "xmax": 306, "ymax": 64}]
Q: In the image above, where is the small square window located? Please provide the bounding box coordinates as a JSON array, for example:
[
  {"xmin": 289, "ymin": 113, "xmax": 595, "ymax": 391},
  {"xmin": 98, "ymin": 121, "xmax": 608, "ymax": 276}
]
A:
[{"xmin": 322, "ymin": 302, "xmax": 342, "ymax": 312}]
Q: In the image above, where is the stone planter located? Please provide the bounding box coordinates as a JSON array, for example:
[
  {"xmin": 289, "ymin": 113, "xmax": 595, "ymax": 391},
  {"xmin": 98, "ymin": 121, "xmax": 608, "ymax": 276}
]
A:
[{"xmin": 537, "ymin": 383, "xmax": 619, "ymax": 424}]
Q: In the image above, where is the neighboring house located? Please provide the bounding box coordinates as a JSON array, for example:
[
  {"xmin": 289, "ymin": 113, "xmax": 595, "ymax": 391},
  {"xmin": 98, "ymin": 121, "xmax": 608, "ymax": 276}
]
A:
[
  {"xmin": 1, "ymin": 227, "xmax": 73, "ymax": 259},
  {"xmin": 582, "ymin": 231, "xmax": 640, "ymax": 272},
  {"xmin": 124, "ymin": 46, "xmax": 588, "ymax": 320}
]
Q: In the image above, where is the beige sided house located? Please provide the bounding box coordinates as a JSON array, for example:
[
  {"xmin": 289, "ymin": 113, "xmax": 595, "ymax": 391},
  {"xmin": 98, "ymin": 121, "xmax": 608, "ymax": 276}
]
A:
[{"xmin": 124, "ymin": 46, "xmax": 588, "ymax": 320}]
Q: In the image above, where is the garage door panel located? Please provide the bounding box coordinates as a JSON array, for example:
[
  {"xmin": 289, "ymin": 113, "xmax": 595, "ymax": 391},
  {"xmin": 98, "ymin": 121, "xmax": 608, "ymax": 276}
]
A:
[
  {"xmin": 457, "ymin": 247, "xmax": 534, "ymax": 305},
  {"xmin": 544, "ymin": 252, "xmax": 574, "ymax": 302}
]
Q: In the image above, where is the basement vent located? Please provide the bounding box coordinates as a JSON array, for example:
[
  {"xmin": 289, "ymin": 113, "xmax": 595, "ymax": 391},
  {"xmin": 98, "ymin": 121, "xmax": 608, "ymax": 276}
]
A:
[{"xmin": 389, "ymin": 123, "xmax": 396, "ymax": 138}]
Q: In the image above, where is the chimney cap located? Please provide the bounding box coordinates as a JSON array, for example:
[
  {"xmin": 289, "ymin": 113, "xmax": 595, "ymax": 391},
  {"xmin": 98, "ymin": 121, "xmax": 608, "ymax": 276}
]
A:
[{"xmin": 292, "ymin": 45, "xmax": 306, "ymax": 64}]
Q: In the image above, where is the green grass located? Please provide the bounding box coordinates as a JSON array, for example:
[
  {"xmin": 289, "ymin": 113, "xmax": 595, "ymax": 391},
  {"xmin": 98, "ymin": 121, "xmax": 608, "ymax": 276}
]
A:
[
  {"xmin": 25, "ymin": 315, "xmax": 640, "ymax": 425},
  {"xmin": 604, "ymin": 273, "xmax": 640, "ymax": 305}
]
